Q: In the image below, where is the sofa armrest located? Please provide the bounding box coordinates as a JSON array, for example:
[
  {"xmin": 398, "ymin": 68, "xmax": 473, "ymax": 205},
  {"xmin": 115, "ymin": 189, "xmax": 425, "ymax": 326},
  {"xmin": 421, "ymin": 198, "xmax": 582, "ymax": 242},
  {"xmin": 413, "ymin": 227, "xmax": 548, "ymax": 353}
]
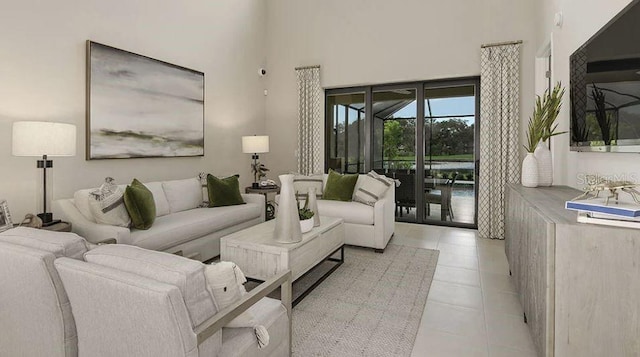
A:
[
  {"xmin": 53, "ymin": 199, "xmax": 131, "ymax": 245},
  {"xmin": 373, "ymin": 187, "xmax": 396, "ymax": 249},
  {"xmin": 241, "ymin": 193, "xmax": 266, "ymax": 222},
  {"xmin": 195, "ymin": 269, "xmax": 292, "ymax": 352}
]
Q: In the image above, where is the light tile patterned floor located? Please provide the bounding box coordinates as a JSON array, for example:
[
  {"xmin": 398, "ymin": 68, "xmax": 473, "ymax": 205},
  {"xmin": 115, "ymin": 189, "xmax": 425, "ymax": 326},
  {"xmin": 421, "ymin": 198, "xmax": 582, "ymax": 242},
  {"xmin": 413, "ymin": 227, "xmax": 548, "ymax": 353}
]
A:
[{"xmin": 390, "ymin": 222, "xmax": 537, "ymax": 357}]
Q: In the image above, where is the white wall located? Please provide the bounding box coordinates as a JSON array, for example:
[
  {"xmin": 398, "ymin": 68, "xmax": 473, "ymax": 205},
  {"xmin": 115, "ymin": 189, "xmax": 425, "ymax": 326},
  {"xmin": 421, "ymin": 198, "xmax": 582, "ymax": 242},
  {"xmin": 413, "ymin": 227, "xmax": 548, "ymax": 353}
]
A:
[
  {"xmin": 265, "ymin": 0, "xmax": 538, "ymax": 177},
  {"xmin": 536, "ymin": 0, "xmax": 639, "ymax": 187},
  {"xmin": 0, "ymin": 0, "xmax": 267, "ymax": 219}
]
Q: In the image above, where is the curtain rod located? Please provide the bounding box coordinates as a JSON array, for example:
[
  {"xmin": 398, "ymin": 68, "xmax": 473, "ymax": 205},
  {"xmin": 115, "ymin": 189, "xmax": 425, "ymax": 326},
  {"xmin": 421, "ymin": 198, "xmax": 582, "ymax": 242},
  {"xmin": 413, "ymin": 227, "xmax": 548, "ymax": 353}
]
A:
[
  {"xmin": 295, "ymin": 65, "xmax": 321, "ymax": 70},
  {"xmin": 481, "ymin": 40, "xmax": 523, "ymax": 48}
]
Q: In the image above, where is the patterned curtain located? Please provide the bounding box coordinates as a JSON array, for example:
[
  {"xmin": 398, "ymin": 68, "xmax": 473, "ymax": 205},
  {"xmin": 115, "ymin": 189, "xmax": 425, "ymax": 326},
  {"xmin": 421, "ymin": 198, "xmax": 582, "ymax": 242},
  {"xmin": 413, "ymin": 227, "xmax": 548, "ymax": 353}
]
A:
[
  {"xmin": 478, "ymin": 43, "xmax": 521, "ymax": 239},
  {"xmin": 296, "ymin": 66, "xmax": 322, "ymax": 175}
]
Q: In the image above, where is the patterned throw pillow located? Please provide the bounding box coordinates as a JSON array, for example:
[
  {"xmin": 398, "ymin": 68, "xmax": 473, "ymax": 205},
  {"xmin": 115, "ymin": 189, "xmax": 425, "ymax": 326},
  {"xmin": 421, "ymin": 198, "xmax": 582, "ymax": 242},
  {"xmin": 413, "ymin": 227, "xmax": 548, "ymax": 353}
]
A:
[
  {"xmin": 204, "ymin": 262, "xmax": 270, "ymax": 348},
  {"xmin": 88, "ymin": 177, "xmax": 131, "ymax": 227},
  {"xmin": 293, "ymin": 173, "xmax": 324, "ymax": 200},
  {"xmin": 353, "ymin": 171, "xmax": 395, "ymax": 206},
  {"xmin": 198, "ymin": 172, "xmax": 209, "ymax": 207}
]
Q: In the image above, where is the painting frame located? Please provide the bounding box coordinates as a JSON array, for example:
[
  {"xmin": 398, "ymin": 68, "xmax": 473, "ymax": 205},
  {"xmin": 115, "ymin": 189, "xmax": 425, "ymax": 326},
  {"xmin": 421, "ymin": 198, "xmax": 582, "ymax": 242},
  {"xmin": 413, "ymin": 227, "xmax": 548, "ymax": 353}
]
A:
[
  {"xmin": 0, "ymin": 199, "xmax": 13, "ymax": 232},
  {"xmin": 86, "ymin": 41, "xmax": 205, "ymax": 160}
]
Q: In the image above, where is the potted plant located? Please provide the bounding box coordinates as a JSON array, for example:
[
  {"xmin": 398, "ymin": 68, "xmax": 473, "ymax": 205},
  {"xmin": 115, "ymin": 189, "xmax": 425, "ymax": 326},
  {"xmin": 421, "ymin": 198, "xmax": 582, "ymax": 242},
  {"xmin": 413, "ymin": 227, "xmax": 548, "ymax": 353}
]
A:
[
  {"xmin": 535, "ymin": 83, "xmax": 566, "ymax": 186},
  {"xmin": 522, "ymin": 94, "xmax": 545, "ymax": 187},
  {"xmin": 297, "ymin": 195, "xmax": 315, "ymax": 233},
  {"xmin": 298, "ymin": 207, "xmax": 314, "ymax": 233}
]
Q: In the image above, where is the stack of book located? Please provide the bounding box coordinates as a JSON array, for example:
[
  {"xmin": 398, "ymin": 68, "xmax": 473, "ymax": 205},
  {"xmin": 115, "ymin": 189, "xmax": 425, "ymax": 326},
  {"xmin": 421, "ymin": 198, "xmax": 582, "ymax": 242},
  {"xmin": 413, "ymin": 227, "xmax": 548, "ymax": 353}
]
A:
[{"xmin": 565, "ymin": 198, "xmax": 640, "ymax": 228}]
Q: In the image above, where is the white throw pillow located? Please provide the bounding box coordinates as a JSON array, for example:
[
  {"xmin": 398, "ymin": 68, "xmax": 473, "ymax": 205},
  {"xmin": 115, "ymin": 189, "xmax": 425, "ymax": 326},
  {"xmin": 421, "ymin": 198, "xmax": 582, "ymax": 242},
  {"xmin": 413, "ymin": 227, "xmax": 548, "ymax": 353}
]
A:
[
  {"xmin": 293, "ymin": 173, "xmax": 324, "ymax": 200},
  {"xmin": 162, "ymin": 178, "xmax": 202, "ymax": 213},
  {"xmin": 144, "ymin": 182, "xmax": 171, "ymax": 217},
  {"xmin": 204, "ymin": 262, "xmax": 270, "ymax": 348},
  {"xmin": 88, "ymin": 178, "xmax": 131, "ymax": 227},
  {"xmin": 353, "ymin": 171, "xmax": 395, "ymax": 206}
]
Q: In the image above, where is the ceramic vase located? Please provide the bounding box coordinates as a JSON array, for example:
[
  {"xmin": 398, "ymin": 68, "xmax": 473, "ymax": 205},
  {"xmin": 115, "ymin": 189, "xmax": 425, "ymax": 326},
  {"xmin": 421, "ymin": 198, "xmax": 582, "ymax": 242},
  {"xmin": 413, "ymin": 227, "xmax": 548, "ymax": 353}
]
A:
[
  {"xmin": 274, "ymin": 174, "xmax": 302, "ymax": 243},
  {"xmin": 300, "ymin": 218, "xmax": 314, "ymax": 233},
  {"xmin": 534, "ymin": 141, "xmax": 553, "ymax": 186},
  {"xmin": 307, "ymin": 187, "xmax": 321, "ymax": 227},
  {"xmin": 521, "ymin": 153, "xmax": 539, "ymax": 188}
]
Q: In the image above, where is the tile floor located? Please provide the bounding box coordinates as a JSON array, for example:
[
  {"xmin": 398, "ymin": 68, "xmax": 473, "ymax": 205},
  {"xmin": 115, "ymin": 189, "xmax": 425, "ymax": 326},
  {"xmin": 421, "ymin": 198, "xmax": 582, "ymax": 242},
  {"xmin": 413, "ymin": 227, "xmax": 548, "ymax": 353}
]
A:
[{"xmin": 389, "ymin": 222, "xmax": 537, "ymax": 357}]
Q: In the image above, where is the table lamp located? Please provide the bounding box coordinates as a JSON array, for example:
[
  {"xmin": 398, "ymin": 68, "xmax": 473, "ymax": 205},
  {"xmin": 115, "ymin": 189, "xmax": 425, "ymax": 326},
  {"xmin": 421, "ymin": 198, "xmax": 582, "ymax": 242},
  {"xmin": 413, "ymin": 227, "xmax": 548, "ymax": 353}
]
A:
[
  {"xmin": 12, "ymin": 121, "xmax": 77, "ymax": 226},
  {"xmin": 242, "ymin": 135, "xmax": 269, "ymax": 188}
]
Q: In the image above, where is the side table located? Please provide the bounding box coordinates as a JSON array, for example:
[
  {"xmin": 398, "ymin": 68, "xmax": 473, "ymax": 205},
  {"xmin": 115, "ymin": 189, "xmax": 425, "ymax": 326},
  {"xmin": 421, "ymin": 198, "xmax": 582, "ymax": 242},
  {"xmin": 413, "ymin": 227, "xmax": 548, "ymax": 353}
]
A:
[{"xmin": 245, "ymin": 186, "xmax": 280, "ymax": 221}]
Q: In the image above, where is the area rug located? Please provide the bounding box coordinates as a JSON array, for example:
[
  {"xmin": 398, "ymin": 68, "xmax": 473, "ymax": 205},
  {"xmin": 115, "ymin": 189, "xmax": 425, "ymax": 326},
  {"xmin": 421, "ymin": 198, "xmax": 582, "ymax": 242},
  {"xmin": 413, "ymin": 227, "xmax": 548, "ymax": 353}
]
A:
[{"xmin": 292, "ymin": 244, "xmax": 439, "ymax": 357}]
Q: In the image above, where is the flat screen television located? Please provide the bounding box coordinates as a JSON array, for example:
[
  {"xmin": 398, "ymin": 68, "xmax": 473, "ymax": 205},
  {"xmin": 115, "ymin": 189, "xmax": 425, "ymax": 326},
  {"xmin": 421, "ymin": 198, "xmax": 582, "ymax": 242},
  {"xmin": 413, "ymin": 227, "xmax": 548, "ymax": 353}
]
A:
[{"xmin": 570, "ymin": 0, "xmax": 640, "ymax": 152}]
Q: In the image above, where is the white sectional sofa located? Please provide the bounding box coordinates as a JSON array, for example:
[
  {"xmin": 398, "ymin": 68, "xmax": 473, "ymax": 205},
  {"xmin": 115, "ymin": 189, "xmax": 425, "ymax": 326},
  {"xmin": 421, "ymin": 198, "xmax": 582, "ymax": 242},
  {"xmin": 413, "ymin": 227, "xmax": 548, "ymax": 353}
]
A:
[{"xmin": 54, "ymin": 178, "xmax": 265, "ymax": 262}]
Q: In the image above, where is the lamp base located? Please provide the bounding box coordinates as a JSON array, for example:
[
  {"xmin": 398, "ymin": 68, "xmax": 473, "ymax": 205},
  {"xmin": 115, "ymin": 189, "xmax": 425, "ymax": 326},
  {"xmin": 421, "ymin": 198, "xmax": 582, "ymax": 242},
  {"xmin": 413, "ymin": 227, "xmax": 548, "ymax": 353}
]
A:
[{"xmin": 38, "ymin": 213, "xmax": 61, "ymax": 227}]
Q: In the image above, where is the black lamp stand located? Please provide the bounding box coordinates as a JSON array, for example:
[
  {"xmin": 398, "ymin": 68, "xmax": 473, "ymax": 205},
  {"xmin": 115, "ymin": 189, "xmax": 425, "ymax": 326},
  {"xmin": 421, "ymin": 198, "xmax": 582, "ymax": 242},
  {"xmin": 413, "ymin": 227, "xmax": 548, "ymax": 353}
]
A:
[
  {"xmin": 37, "ymin": 154, "xmax": 60, "ymax": 227},
  {"xmin": 251, "ymin": 154, "xmax": 260, "ymax": 188}
]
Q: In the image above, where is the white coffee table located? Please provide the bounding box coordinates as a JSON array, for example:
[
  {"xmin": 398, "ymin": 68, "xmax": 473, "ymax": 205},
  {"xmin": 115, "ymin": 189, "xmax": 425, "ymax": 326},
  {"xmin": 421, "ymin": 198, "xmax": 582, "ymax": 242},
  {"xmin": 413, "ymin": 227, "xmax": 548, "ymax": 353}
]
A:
[{"xmin": 221, "ymin": 216, "xmax": 344, "ymax": 304}]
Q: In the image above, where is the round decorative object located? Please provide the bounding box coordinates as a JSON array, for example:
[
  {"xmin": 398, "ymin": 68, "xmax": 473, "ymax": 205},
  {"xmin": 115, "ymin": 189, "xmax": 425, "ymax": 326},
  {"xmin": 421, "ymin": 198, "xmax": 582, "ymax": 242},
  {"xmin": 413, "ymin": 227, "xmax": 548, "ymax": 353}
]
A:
[
  {"xmin": 521, "ymin": 153, "xmax": 539, "ymax": 188},
  {"xmin": 300, "ymin": 218, "xmax": 314, "ymax": 233},
  {"xmin": 273, "ymin": 174, "xmax": 302, "ymax": 243},
  {"xmin": 534, "ymin": 141, "xmax": 553, "ymax": 186}
]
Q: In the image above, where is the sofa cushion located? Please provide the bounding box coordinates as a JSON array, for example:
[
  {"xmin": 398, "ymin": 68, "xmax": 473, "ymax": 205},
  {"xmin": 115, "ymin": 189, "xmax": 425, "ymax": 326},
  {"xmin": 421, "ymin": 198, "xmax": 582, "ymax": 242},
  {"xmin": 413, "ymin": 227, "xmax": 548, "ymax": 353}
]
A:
[
  {"xmin": 129, "ymin": 203, "xmax": 261, "ymax": 251},
  {"xmin": 0, "ymin": 227, "xmax": 89, "ymax": 259},
  {"xmin": 163, "ymin": 178, "xmax": 202, "ymax": 213},
  {"xmin": 221, "ymin": 297, "xmax": 288, "ymax": 357},
  {"xmin": 317, "ymin": 199, "xmax": 374, "ymax": 225},
  {"xmin": 353, "ymin": 171, "xmax": 395, "ymax": 206},
  {"xmin": 207, "ymin": 174, "xmax": 245, "ymax": 207},
  {"xmin": 84, "ymin": 244, "xmax": 217, "ymax": 328},
  {"xmin": 124, "ymin": 179, "xmax": 156, "ymax": 230},
  {"xmin": 145, "ymin": 181, "xmax": 171, "ymax": 217},
  {"xmin": 323, "ymin": 169, "xmax": 358, "ymax": 201},
  {"xmin": 73, "ymin": 189, "xmax": 97, "ymax": 223}
]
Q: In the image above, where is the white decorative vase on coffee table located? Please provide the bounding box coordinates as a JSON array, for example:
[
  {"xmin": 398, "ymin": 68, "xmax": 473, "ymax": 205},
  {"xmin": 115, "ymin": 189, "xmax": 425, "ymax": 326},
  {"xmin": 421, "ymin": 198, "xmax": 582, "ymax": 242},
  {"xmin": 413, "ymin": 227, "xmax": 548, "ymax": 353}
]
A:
[
  {"xmin": 521, "ymin": 153, "xmax": 539, "ymax": 188},
  {"xmin": 274, "ymin": 174, "xmax": 302, "ymax": 243},
  {"xmin": 534, "ymin": 141, "xmax": 552, "ymax": 186}
]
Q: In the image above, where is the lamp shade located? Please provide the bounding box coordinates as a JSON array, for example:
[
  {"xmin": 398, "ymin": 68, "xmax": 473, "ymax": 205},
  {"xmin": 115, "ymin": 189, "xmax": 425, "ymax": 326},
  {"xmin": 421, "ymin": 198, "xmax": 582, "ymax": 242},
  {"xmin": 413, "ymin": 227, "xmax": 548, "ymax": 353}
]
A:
[
  {"xmin": 242, "ymin": 135, "xmax": 269, "ymax": 154},
  {"xmin": 12, "ymin": 121, "xmax": 77, "ymax": 157}
]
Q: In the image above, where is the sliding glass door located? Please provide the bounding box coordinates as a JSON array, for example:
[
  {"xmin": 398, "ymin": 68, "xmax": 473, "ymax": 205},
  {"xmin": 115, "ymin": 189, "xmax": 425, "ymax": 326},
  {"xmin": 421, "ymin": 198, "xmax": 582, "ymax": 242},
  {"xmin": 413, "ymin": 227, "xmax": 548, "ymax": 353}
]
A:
[
  {"xmin": 423, "ymin": 84, "xmax": 478, "ymax": 226},
  {"xmin": 325, "ymin": 78, "xmax": 479, "ymax": 228}
]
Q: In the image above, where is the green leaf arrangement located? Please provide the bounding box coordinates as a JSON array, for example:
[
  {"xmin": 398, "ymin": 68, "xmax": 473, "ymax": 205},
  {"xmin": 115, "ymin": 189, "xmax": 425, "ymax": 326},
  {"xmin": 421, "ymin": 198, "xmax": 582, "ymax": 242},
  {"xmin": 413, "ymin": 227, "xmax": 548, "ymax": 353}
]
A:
[{"xmin": 524, "ymin": 82, "xmax": 566, "ymax": 153}]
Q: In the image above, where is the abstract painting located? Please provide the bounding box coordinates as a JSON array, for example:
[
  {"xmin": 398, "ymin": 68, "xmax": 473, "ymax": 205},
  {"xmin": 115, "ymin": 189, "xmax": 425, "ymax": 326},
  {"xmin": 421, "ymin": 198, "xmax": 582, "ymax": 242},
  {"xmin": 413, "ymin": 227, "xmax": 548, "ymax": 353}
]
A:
[{"xmin": 87, "ymin": 41, "xmax": 204, "ymax": 159}]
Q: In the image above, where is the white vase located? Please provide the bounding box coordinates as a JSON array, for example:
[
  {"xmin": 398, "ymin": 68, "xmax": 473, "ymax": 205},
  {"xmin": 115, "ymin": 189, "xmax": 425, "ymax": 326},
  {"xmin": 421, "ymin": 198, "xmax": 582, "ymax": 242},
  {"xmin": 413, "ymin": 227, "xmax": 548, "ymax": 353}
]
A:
[
  {"xmin": 534, "ymin": 141, "xmax": 553, "ymax": 186},
  {"xmin": 300, "ymin": 218, "xmax": 314, "ymax": 233},
  {"xmin": 274, "ymin": 174, "xmax": 302, "ymax": 243},
  {"xmin": 307, "ymin": 187, "xmax": 321, "ymax": 227},
  {"xmin": 521, "ymin": 153, "xmax": 539, "ymax": 188}
]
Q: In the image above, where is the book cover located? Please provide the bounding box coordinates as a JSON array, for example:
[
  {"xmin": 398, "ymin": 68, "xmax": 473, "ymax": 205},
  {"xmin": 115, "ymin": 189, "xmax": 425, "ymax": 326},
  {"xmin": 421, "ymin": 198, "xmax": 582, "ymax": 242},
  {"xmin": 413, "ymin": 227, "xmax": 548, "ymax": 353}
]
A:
[{"xmin": 565, "ymin": 198, "xmax": 640, "ymax": 217}]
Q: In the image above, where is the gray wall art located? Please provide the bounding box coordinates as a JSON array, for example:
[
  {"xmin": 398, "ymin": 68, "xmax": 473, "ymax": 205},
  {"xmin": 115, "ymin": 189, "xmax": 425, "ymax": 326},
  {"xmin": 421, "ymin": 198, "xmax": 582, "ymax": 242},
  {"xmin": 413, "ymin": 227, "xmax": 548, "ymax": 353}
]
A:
[{"xmin": 87, "ymin": 41, "xmax": 204, "ymax": 159}]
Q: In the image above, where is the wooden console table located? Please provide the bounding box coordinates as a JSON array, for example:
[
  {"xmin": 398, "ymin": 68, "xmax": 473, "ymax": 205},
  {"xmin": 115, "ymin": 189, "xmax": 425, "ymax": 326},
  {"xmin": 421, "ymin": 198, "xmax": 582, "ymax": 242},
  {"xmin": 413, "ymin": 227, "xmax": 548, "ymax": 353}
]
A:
[{"xmin": 505, "ymin": 184, "xmax": 640, "ymax": 357}]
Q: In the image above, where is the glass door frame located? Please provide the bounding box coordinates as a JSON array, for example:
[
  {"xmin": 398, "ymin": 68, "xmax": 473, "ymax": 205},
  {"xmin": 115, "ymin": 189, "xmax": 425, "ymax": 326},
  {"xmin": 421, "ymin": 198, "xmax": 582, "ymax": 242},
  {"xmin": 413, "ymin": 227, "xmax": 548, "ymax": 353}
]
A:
[{"xmin": 324, "ymin": 76, "xmax": 480, "ymax": 229}]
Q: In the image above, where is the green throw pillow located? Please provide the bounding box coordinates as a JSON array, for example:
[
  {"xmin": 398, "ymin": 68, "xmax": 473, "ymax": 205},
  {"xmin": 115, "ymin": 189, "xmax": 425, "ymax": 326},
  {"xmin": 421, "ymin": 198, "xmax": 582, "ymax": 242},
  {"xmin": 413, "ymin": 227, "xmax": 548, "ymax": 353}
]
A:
[
  {"xmin": 207, "ymin": 174, "xmax": 245, "ymax": 207},
  {"xmin": 124, "ymin": 179, "xmax": 156, "ymax": 230},
  {"xmin": 323, "ymin": 169, "xmax": 358, "ymax": 201}
]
